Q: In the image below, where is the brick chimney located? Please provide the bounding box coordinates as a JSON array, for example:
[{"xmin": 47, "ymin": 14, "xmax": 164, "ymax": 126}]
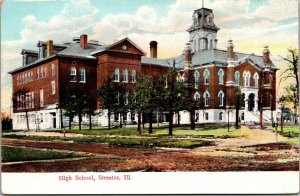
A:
[
  {"xmin": 184, "ymin": 43, "xmax": 192, "ymax": 69},
  {"xmin": 47, "ymin": 40, "xmax": 53, "ymax": 57},
  {"xmin": 150, "ymin": 41, "xmax": 157, "ymax": 58},
  {"xmin": 227, "ymin": 39, "xmax": 234, "ymax": 61},
  {"xmin": 80, "ymin": 34, "xmax": 88, "ymax": 49},
  {"xmin": 263, "ymin": 45, "xmax": 270, "ymax": 65}
]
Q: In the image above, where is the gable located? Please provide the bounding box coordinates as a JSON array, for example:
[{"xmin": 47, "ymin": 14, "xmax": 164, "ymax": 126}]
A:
[{"xmin": 107, "ymin": 38, "xmax": 146, "ymax": 56}]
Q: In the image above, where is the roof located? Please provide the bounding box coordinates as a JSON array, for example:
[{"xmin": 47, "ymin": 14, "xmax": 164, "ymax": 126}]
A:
[
  {"xmin": 57, "ymin": 42, "xmax": 98, "ymax": 59},
  {"xmin": 21, "ymin": 49, "xmax": 38, "ymax": 55}
]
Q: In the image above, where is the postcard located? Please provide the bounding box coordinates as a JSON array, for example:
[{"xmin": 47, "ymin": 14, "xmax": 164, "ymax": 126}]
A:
[{"xmin": 1, "ymin": 0, "xmax": 299, "ymax": 194}]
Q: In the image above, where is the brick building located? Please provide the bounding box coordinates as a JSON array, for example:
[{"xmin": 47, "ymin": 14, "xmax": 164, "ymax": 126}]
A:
[{"xmin": 9, "ymin": 6, "xmax": 277, "ymax": 130}]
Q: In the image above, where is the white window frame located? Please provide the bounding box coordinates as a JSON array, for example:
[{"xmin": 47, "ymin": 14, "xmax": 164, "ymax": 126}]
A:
[
  {"xmin": 131, "ymin": 70, "xmax": 136, "ymax": 83},
  {"xmin": 51, "ymin": 81, "xmax": 55, "ymax": 95},
  {"xmin": 51, "ymin": 64, "xmax": 55, "ymax": 76},
  {"xmin": 80, "ymin": 68, "xmax": 86, "ymax": 83},
  {"xmin": 123, "ymin": 69, "xmax": 128, "ymax": 83},
  {"xmin": 194, "ymin": 91, "xmax": 200, "ymax": 101},
  {"xmin": 70, "ymin": 67, "xmax": 77, "ymax": 82},
  {"xmin": 235, "ymin": 71, "xmax": 240, "ymax": 86},
  {"xmin": 40, "ymin": 89, "xmax": 44, "ymax": 107},
  {"xmin": 194, "ymin": 71, "xmax": 200, "ymax": 87},
  {"xmin": 219, "ymin": 112, "xmax": 223, "ymax": 121},
  {"xmin": 114, "ymin": 68, "xmax": 120, "ymax": 82},
  {"xmin": 243, "ymin": 71, "xmax": 251, "ymax": 87},
  {"xmin": 253, "ymin": 72, "xmax": 259, "ymax": 88},
  {"xmin": 218, "ymin": 90, "xmax": 224, "ymax": 106},
  {"xmin": 203, "ymin": 69, "xmax": 210, "ymax": 85},
  {"xmin": 204, "ymin": 91, "xmax": 210, "ymax": 107},
  {"xmin": 218, "ymin": 69, "xmax": 224, "ymax": 84}
]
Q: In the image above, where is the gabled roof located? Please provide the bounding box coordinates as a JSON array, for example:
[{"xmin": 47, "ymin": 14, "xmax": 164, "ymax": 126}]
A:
[
  {"xmin": 57, "ymin": 42, "xmax": 98, "ymax": 59},
  {"xmin": 21, "ymin": 49, "xmax": 38, "ymax": 55}
]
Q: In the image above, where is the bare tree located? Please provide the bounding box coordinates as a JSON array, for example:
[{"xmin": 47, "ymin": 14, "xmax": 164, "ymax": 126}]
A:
[{"xmin": 12, "ymin": 88, "xmax": 31, "ymax": 131}]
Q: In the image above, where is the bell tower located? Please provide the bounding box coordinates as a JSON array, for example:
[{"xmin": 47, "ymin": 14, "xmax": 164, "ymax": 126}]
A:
[{"xmin": 187, "ymin": 7, "xmax": 220, "ymax": 52}]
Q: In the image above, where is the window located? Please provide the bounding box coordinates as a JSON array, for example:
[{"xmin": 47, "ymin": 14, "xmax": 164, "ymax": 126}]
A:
[
  {"xmin": 40, "ymin": 89, "xmax": 44, "ymax": 107},
  {"xmin": 125, "ymin": 92, "xmax": 129, "ymax": 105},
  {"xmin": 51, "ymin": 64, "xmax": 55, "ymax": 76},
  {"xmin": 254, "ymin": 73, "xmax": 259, "ymax": 88},
  {"xmin": 123, "ymin": 113, "xmax": 127, "ymax": 121},
  {"xmin": 51, "ymin": 81, "xmax": 55, "ymax": 95},
  {"xmin": 203, "ymin": 38, "xmax": 208, "ymax": 50},
  {"xmin": 114, "ymin": 68, "xmax": 119, "ymax": 82},
  {"xmin": 31, "ymin": 91, "xmax": 34, "ymax": 108},
  {"xmin": 43, "ymin": 67, "xmax": 47, "ymax": 78},
  {"xmin": 219, "ymin": 112, "xmax": 223, "ymax": 121},
  {"xmin": 131, "ymin": 70, "xmax": 136, "ymax": 83},
  {"xmin": 235, "ymin": 71, "xmax": 240, "ymax": 86},
  {"xmin": 194, "ymin": 91, "xmax": 200, "ymax": 101},
  {"xmin": 131, "ymin": 112, "xmax": 135, "ymax": 121},
  {"xmin": 204, "ymin": 69, "xmax": 210, "ymax": 84},
  {"xmin": 205, "ymin": 112, "xmax": 209, "ymax": 120},
  {"xmin": 204, "ymin": 91, "xmax": 210, "ymax": 106},
  {"xmin": 269, "ymin": 75, "xmax": 273, "ymax": 87},
  {"xmin": 218, "ymin": 69, "xmax": 224, "ymax": 84},
  {"xmin": 123, "ymin": 69, "xmax": 128, "ymax": 83},
  {"xmin": 17, "ymin": 75, "xmax": 19, "ymax": 85},
  {"xmin": 194, "ymin": 71, "xmax": 200, "ymax": 87},
  {"xmin": 210, "ymin": 39, "xmax": 213, "ymax": 49},
  {"xmin": 243, "ymin": 71, "xmax": 251, "ymax": 87},
  {"xmin": 80, "ymin": 68, "xmax": 86, "ymax": 83},
  {"xmin": 70, "ymin": 67, "xmax": 76, "ymax": 82},
  {"xmin": 24, "ymin": 72, "xmax": 28, "ymax": 83},
  {"xmin": 114, "ymin": 113, "xmax": 119, "ymax": 121},
  {"xmin": 218, "ymin": 90, "xmax": 224, "ymax": 106},
  {"xmin": 30, "ymin": 71, "xmax": 33, "ymax": 81}
]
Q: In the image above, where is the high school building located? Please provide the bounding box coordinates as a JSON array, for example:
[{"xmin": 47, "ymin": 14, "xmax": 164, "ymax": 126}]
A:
[{"xmin": 9, "ymin": 7, "xmax": 277, "ymax": 130}]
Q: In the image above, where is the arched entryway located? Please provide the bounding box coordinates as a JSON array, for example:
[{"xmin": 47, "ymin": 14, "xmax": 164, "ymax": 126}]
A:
[{"xmin": 248, "ymin": 93, "xmax": 255, "ymax": 111}]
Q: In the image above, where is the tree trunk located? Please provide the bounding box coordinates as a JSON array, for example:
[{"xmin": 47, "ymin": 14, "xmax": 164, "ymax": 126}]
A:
[
  {"xmin": 79, "ymin": 113, "xmax": 82, "ymax": 131},
  {"xmin": 108, "ymin": 109, "xmax": 111, "ymax": 130},
  {"xmin": 280, "ymin": 110, "xmax": 284, "ymax": 134},
  {"xmin": 25, "ymin": 110, "xmax": 29, "ymax": 131},
  {"xmin": 120, "ymin": 113, "xmax": 123, "ymax": 128},
  {"xmin": 69, "ymin": 116, "xmax": 72, "ymax": 129},
  {"xmin": 190, "ymin": 109, "xmax": 195, "ymax": 130},
  {"xmin": 149, "ymin": 111, "xmax": 153, "ymax": 134},
  {"xmin": 235, "ymin": 108, "xmax": 239, "ymax": 129},
  {"xmin": 142, "ymin": 113, "xmax": 145, "ymax": 129},
  {"xmin": 89, "ymin": 114, "xmax": 92, "ymax": 130},
  {"xmin": 177, "ymin": 111, "xmax": 180, "ymax": 127},
  {"xmin": 137, "ymin": 112, "xmax": 141, "ymax": 134},
  {"xmin": 168, "ymin": 110, "xmax": 173, "ymax": 136},
  {"xmin": 60, "ymin": 108, "xmax": 64, "ymax": 129}
]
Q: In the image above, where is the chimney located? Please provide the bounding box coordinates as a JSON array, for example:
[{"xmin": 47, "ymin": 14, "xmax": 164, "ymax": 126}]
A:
[
  {"xmin": 150, "ymin": 41, "xmax": 157, "ymax": 58},
  {"xmin": 80, "ymin": 34, "xmax": 88, "ymax": 49},
  {"xmin": 47, "ymin": 40, "xmax": 53, "ymax": 57},
  {"xmin": 263, "ymin": 45, "xmax": 270, "ymax": 65},
  {"xmin": 227, "ymin": 39, "xmax": 234, "ymax": 61},
  {"xmin": 184, "ymin": 43, "xmax": 192, "ymax": 69}
]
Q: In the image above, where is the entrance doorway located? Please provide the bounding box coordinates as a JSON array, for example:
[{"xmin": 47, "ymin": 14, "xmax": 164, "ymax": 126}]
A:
[{"xmin": 248, "ymin": 93, "xmax": 255, "ymax": 111}]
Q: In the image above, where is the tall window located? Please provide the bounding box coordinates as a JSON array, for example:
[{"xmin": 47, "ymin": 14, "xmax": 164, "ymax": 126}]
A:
[
  {"xmin": 80, "ymin": 68, "xmax": 86, "ymax": 83},
  {"xmin": 31, "ymin": 91, "xmax": 34, "ymax": 109},
  {"xmin": 234, "ymin": 71, "xmax": 240, "ymax": 86},
  {"xmin": 40, "ymin": 89, "xmax": 44, "ymax": 107},
  {"xmin": 243, "ymin": 71, "xmax": 251, "ymax": 87},
  {"xmin": 194, "ymin": 91, "xmax": 200, "ymax": 101},
  {"xmin": 51, "ymin": 64, "xmax": 55, "ymax": 76},
  {"xmin": 43, "ymin": 67, "xmax": 47, "ymax": 78},
  {"xmin": 219, "ymin": 112, "xmax": 223, "ymax": 121},
  {"xmin": 205, "ymin": 112, "xmax": 209, "ymax": 120},
  {"xmin": 194, "ymin": 71, "xmax": 200, "ymax": 87},
  {"xmin": 131, "ymin": 70, "xmax": 136, "ymax": 83},
  {"xmin": 269, "ymin": 75, "xmax": 273, "ymax": 87},
  {"xmin": 204, "ymin": 69, "xmax": 210, "ymax": 84},
  {"xmin": 218, "ymin": 90, "xmax": 224, "ymax": 106},
  {"xmin": 254, "ymin": 73, "xmax": 259, "ymax": 88},
  {"xmin": 51, "ymin": 81, "xmax": 55, "ymax": 95},
  {"xmin": 70, "ymin": 67, "xmax": 76, "ymax": 82},
  {"xmin": 125, "ymin": 92, "xmax": 129, "ymax": 105},
  {"xmin": 218, "ymin": 69, "xmax": 224, "ymax": 84},
  {"xmin": 209, "ymin": 39, "xmax": 213, "ymax": 49},
  {"xmin": 17, "ymin": 75, "xmax": 19, "ymax": 85},
  {"xmin": 30, "ymin": 71, "xmax": 33, "ymax": 81},
  {"xmin": 114, "ymin": 68, "xmax": 119, "ymax": 82},
  {"xmin": 123, "ymin": 69, "xmax": 128, "ymax": 83},
  {"xmin": 204, "ymin": 91, "xmax": 210, "ymax": 106}
]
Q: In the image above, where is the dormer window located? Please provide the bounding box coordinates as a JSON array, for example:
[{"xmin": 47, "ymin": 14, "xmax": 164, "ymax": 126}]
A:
[
  {"xmin": 39, "ymin": 45, "xmax": 45, "ymax": 59},
  {"xmin": 70, "ymin": 67, "xmax": 77, "ymax": 82}
]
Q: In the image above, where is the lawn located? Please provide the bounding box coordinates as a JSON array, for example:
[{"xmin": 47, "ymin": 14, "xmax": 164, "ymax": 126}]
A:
[
  {"xmin": 267, "ymin": 125, "xmax": 299, "ymax": 145},
  {"xmin": 55, "ymin": 127, "xmax": 147, "ymax": 136},
  {"xmin": 2, "ymin": 146, "xmax": 81, "ymax": 162}
]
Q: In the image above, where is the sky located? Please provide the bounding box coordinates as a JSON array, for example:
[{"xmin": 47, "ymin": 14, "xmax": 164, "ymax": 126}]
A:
[{"xmin": 1, "ymin": 0, "xmax": 298, "ymax": 114}]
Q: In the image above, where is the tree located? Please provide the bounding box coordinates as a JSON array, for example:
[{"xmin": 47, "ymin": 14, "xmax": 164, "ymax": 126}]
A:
[
  {"xmin": 61, "ymin": 90, "xmax": 77, "ymax": 129},
  {"xmin": 83, "ymin": 90, "xmax": 97, "ymax": 130},
  {"xmin": 234, "ymin": 87, "xmax": 243, "ymax": 129},
  {"xmin": 12, "ymin": 88, "xmax": 31, "ymax": 131},
  {"xmin": 278, "ymin": 95, "xmax": 288, "ymax": 134},
  {"xmin": 1, "ymin": 112, "xmax": 12, "ymax": 131},
  {"xmin": 97, "ymin": 78, "xmax": 121, "ymax": 129},
  {"xmin": 283, "ymin": 84, "xmax": 298, "ymax": 124}
]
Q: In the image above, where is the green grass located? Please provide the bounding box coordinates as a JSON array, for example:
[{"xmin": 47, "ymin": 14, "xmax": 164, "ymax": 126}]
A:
[
  {"xmin": 2, "ymin": 134, "xmax": 214, "ymax": 149},
  {"xmin": 1, "ymin": 146, "xmax": 81, "ymax": 162},
  {"xmin": 267, "ymin": 125, "xmax": 299, "ymax": 145}
]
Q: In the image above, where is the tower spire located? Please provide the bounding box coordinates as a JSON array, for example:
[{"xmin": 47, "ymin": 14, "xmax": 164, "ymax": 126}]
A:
[{"xmin": 202, "ymin": 0, "xmax": 204, "ymax": 8}]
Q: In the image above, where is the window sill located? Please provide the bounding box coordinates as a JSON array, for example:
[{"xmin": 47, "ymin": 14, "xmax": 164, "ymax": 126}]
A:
[
  {"xmin": 122, "ymin": 81, "xmax": 128, "ymax": 83},
  {"xmin": 79, "ymin": 81, "xmax": 86, "ymax": 83},
  {"xmin": 114, "ymin": 80, "xmax": 119, "ymax": 83},
  {"xmin": 70, "ymin": 81, "xmax": 77, "ymax": 83}
]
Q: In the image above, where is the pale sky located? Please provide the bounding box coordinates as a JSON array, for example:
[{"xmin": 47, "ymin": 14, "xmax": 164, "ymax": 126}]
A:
[{"xmin": 1, "ymin": 0, "xmax": 298, "ymax": 113}]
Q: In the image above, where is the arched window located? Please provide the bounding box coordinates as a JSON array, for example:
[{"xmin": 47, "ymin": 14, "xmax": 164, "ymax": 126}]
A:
[
  {"xmin": 194, "ymin": 71, "xmax": 200, "ymax": 87},
  {"xmin": 80, "ymin": 68, "xmax": 86, "ymax": 83},
  {"xmin": 123, "ymin": 69, "xmax": 128, "ymax": 83},
  {"xmin": 253, "ymin": 73, "xmax": 259, "ymax": 88},
  {"xmin": 131, "ymin": 70, "xmax": 136, "ymax": 83},
  {"xmin": 218, "ymin": 69, "xmax": 224, "ymax": 84},
  {"xmin": 219, "ymin": 112, "xmax": 223, "ymax": 121},
  {"xmin": 114, "ymin": 68, "xmax": 119, "ymax": 82},
  {"xmin": 204, "ymin": 69, "xmax": 210, "ymax": 84},
  {"xmin": 194, "ymin": 91, "xmax": 200, "ymax": 101},
  {"xmin": 204, "ymin": 91, "xmax": 210, "ymax": 106},
  {"xmin": 235, "ymin": 71, "xmax": 240, "ymax": 86},
  {"xmin": 243, "ymin": 71, "xmax": 251, "ymax": 87},
  {"xmin": 70, "ymin": 67, "xmax": 76, "ymax": 82},
  {"xmin": 218, "ymin": 90, "xmax": 224, "ymax": 106}
]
